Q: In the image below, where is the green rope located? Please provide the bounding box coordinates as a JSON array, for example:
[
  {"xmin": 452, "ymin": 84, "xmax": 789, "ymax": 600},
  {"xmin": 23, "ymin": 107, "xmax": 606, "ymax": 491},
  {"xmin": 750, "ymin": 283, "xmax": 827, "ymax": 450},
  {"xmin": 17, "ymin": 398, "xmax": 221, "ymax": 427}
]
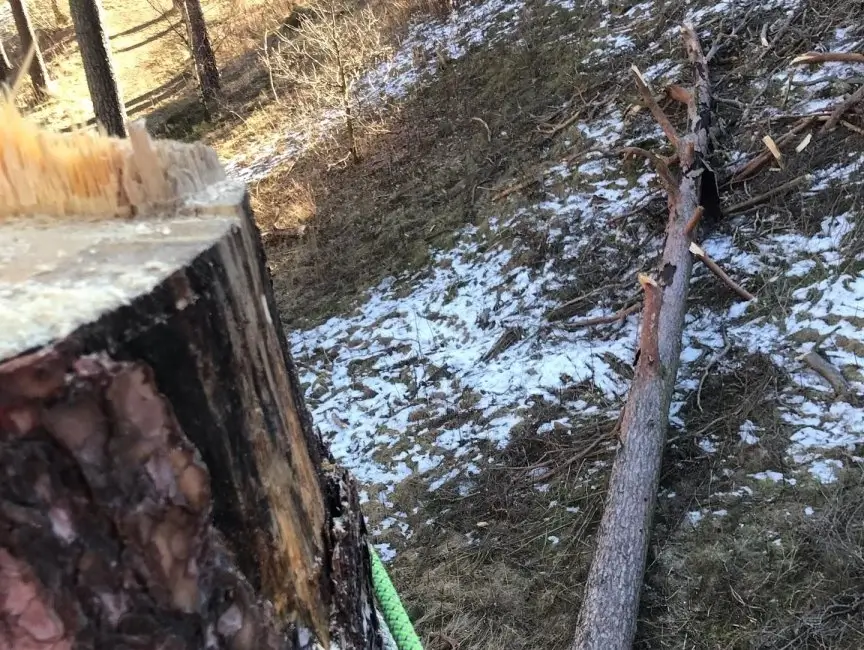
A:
[{"xmin": 369, "ymin": 544, "xmax": 424, "ymax": 650}]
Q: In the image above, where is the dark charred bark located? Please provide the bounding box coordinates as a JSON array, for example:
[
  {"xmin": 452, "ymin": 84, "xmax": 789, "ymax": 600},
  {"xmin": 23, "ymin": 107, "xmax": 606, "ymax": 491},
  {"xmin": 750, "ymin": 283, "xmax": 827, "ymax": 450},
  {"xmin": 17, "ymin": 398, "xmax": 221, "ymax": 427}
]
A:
[
  {"xmin": 182, "ymin": 0, "xmax": 220, "ymax": 106},
  {"xmin": 8, "ymin": 0, "xmax": 50, "ymax": 100},
  {"xmin": 571, "ymin": 25, "xmax": 714, "ymax": 650},
  {"xmin": 68, "ymin": 0, "xmax": 128, "ymax": 137},
  {"xmin": 0, "ymin": 182, "xmax": 381, "ymax": 648}
]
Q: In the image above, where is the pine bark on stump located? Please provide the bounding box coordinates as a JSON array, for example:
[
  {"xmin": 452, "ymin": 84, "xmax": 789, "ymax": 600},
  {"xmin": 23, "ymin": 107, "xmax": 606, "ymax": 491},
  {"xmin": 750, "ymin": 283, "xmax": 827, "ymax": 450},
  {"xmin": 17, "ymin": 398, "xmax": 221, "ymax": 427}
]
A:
[
  {"xmin": 0, "ymin": 39, "xmax": 12, "ymax": 86},
  {"xmin": 8, "ymin": 0, "xmax": 50, "ymax": 100},
  {"xmin": 0, "ymin": 130, "xmax": 382, "ymax": 649},
  {"xmin": 68, "ymin": 0, "xmax": 128, "ymax": 137},
  {"xmin": 182, "ymin": 0, "xmax": 220, "ymax": 106},
  {"xmin": 571, "ymin": 24, "xmax": 715, "ymax": 650}
]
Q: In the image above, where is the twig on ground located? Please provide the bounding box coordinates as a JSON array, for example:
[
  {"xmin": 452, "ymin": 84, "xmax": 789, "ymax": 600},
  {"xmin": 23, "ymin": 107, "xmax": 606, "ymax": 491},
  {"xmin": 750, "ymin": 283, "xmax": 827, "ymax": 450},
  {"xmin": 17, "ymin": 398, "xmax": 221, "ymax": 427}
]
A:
[
  {"xmin": 724, "ymin": 175, "xmax": 811, "ymax": 215},
  {"xmin": 791, "ymin": 52, "xmax": 864, "ymax": 65},
  {"xmin": 800, "ymin": 350, "xmax": 850, "ymax": 397},
  {"xmin": 471, "ymin": 116, "xmax": 492, "ymax": 142},
  {"xmin": 545, "ymin": 281, "xmax": 629, "ymax": 322},
  {"xmin": 560, "ymin": 303, "xmax": 640, "ymax": 331},
  {"xmin": 755, "ymin": 7, "xmax": 802, "ymax": 64},
  {"xmin": 690, "ymin": 242, "xmax": 756, "ymax": 301},
  {"xmin": 727, "ymin": 117, "xmax": 815, "ymax": 183},
  {"xmin": 697, "ymin": 333, "xmax": 731, "ymax": 412},
  {"xmin": 705, "ymin": 3, "xmax": 756, "ymax": 62},
  {"xmin": 841, "ymin": 119, "xmax": 864, "ymax": 135},
  {"xmin": 492, "ymin": 149, "xmax": 608, "ymax": 201},
  {"xmin": 525, "ymin": 428, "xmax": 613, "ymax": 483},
  {"xmin": 822, "ymin": 84, "xmax": 864, "ymax": 132}
]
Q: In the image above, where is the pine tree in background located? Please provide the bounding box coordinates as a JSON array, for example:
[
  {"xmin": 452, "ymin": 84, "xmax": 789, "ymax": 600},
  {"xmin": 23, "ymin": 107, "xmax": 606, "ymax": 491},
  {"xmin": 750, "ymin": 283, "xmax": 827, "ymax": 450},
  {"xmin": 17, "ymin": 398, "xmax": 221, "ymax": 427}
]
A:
[
  {"xmin": 8, "ymin": 0, "xmax": 51, "ymax": 100},
  {"xmin": 182, "ymin": 0, "xmax": 221, "ymax": 106},
  {"xmin": 68, "ymin": 0, "xmax": 128, "ymax": 137},
  {"xmin": 0, "ymin": 39, "xmax": 12, "ymax": 86}
]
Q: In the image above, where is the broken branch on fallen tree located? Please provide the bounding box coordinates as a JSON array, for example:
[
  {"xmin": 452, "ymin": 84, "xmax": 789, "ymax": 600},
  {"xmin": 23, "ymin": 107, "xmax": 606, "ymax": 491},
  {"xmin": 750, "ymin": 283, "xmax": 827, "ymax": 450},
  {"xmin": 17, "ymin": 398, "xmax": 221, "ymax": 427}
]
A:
[
  {"xmin": 560, "ymin": 303, "xmax": 640, "ymax": 330},
  {"xmin": 684, "ymin": 205, "xmax": 704, "ymax": 237},
  {"xmin": 631, "ymin": 64, "xmax": 680, "ymax": 148},
  {"xmin": 689, "ymin": 242, "xmax": 756, "ymax": 301},
  {"xmin": 571, "ymin": 23, "xmax": 714, "ymax": 650}
]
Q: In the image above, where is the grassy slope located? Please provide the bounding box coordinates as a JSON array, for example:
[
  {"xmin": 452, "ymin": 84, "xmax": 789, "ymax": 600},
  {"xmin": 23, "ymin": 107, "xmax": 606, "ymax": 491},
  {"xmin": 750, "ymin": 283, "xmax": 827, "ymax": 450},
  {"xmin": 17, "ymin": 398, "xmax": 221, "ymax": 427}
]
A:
[{"xmin": 10, "ymin": 0, "xmax": 864, "ymax": 648}]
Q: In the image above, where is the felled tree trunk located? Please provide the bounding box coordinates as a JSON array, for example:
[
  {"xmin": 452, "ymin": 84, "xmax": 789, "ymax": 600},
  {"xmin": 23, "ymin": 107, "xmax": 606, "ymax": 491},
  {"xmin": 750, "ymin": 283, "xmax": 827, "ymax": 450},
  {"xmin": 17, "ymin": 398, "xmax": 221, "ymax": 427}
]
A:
[
  {"xmin": 571, "ymin": 24, "xmax": 715, "ymax": 650},
  {"xmin": 0, "ymin": 122, "xmax": 381, "ymax": 649}
]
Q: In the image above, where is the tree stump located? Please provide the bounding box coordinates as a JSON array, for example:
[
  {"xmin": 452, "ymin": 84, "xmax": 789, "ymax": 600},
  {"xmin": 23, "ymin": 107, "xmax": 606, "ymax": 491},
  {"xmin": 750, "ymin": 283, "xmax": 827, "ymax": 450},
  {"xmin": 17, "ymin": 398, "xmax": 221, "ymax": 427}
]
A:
[{"xmin": 0, "ymin": 125, "xmax": 381, "ymax": 649}]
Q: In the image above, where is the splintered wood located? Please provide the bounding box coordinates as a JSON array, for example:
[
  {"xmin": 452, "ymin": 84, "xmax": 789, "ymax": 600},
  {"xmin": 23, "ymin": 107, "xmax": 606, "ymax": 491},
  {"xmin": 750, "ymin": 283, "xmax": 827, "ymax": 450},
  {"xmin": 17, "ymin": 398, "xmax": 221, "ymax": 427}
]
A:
[
  {"xmin": 0, "ymin": 97, "xmax": 384, "ymax": 649},
  {"xmin": 0, "ymin": 100, "xmax": 225, "ymax": 219}
]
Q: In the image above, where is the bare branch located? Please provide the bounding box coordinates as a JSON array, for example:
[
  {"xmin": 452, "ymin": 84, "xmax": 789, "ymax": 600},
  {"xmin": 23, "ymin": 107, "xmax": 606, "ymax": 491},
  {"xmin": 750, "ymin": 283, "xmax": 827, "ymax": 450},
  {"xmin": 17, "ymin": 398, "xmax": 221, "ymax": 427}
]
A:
[
  {"xmin": 561, "ymin": 303, "xmax": 640, "ymax": 330},
  {"xmin": 631, "ymin": 65, "xmax": 680, "ymax": 148},
  {"xmin": 621, "ymin": 146, "xmax": 677, "ymax": 196},
  {"xmin": 822, "ymin": 84, "xmax": 864, "ymax": 133},
  {"xmin": 690, "ymin": 242, "xmax": 756, "ymax": 301},
  {"xmin": 684, "ymin": 205, "xmax": 704, "ymax": 237},
  {"xmin": 724, "ymin": 175, "xmax": 811, "ymax": 214},
  {"xmin": 791, "ymin": 52, "xmax": 864, "ymax": 65}
]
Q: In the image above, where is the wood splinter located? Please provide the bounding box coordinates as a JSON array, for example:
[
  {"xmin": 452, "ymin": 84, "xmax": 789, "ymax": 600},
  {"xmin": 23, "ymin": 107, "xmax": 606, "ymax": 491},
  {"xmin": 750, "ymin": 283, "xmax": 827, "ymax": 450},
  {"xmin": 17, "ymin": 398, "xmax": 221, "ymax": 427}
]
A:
[
  {"xmin": 636, "ymin": 273, "xmax": 661, "ymax": 366},
  {"xmin": 689, "ymin": 242, "xmax": 756, "ymax": 301}
]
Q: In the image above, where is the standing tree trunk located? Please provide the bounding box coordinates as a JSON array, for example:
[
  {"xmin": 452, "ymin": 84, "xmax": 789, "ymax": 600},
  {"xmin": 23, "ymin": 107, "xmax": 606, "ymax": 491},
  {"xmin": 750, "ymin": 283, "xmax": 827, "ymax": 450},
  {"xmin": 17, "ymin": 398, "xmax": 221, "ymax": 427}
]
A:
[
  {"xmin": 0, "ymin": 122, "xmax": 383, "ymax": 648},
  {"xmin": 8, "ymin": 0, "xmax": 50, "ymax": 100},
  {"xmin": 0, "ymin": 39, "xmax": 12, "ymax": 85},
  {"xmin": 68, "ymin": 0, "xmax": 128, "ymax": 137},
  {"xmin": 50, "ymin": 0, "xmax": 70, "ymax": 24},
  {"xmin": 182, "ymin": 0, "xmax": 220, "ymax": 105},
  {"xmin": 571, "ymin": 24, "xmax": 715, "ymax": 650}
]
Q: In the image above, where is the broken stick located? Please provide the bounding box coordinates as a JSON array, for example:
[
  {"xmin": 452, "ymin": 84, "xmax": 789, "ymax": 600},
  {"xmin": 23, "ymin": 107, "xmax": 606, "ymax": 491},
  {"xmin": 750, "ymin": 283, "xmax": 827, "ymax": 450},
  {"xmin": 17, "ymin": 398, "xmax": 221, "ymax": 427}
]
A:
[
  {"xmin": 571, "ymin": 23, "xmax": 714, "ymax": 650},
  {"xmin": 800, "ymin": 350, "xmax": 850, "ymax": 397},
  {"xmin": 689, "ymin": 242, "xmax": 756, "ymax": 301},
  {"xmin": 822, "ymin": 83, "xmax": 864, "ymax": 133}
]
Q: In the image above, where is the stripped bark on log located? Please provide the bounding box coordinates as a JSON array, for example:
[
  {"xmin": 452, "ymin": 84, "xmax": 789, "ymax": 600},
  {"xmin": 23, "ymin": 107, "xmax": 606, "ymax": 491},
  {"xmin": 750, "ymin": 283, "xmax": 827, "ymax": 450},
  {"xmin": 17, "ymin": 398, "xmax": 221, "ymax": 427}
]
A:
[{"xmin": 571, "ymin": 23, "xmax": 715, "ymax": 650}]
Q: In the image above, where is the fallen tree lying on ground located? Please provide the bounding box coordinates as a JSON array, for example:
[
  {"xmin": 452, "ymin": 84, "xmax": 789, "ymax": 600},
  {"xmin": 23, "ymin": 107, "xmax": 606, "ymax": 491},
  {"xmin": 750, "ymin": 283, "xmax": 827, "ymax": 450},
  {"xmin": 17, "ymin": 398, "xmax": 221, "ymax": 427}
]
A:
[{"xmin": 571, "ymin": 23, "xmax": 721, "ymax": 650}]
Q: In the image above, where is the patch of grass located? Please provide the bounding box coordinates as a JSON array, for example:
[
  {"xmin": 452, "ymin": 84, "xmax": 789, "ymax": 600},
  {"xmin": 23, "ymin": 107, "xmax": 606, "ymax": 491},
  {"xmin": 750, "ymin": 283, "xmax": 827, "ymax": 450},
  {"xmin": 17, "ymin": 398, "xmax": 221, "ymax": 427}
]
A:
[
  {"xmin": 642, "ymin": 471, "xmax": 864, "ymax": 649},
  {"xmin": 387, "ymin": 416, "xmax": 617, "ymax": 650}
]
